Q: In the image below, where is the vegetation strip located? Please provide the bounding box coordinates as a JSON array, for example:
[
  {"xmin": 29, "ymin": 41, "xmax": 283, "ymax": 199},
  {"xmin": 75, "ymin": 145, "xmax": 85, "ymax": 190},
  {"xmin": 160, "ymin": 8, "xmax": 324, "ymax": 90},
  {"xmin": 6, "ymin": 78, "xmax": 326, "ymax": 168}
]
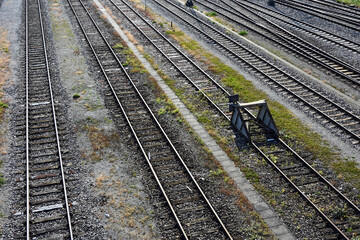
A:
[
  {"xmin": 158, "ymin": 14, "xmax": 360, "ymax": 192},
  {"xmin": 93, "ymin": 1, "xmax": 277, "ymax": 238},
  {"xmin": 0, "ymin": 27, "xmax": 9, "ymax": 187}
]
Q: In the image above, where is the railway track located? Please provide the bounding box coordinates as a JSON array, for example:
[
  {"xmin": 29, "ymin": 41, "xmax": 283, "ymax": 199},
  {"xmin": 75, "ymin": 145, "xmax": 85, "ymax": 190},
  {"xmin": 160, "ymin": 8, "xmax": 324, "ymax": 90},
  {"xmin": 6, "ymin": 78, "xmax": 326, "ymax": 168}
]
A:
[
  {"xmin": 150, "ymin": 0, "xmax": 360, "ymax": 145},
  {"xmin": 66, "ymin": 0, "xmax": 234, "ymax": 238},
  {"xmin": 275, "ymin": 0, "xmax": 360, "ymax": 32},
  {"xmin": 232, "ymin": 0, "xmax": 360, "ymax": 54},
  {"xmin": 18, "ymin": 0, "xmax": 74, "ymax": 238},
  {"xmin": 100, "ymin": 0, "xmax": 360, "ymax": 238},
  {"xmin": 102, "ymin": 0, "xmax": 230, "ymax": 116},
  {"xmin": 246, "ymin": 120, "xmax": 360, "ymax": 239},
  {"xmin": 192, "ymin": 0, "xmax": 360, "ymax": 89},
  {"xmin": 306, "ymin": 0, "xmax": 360, "ymax": 15}
]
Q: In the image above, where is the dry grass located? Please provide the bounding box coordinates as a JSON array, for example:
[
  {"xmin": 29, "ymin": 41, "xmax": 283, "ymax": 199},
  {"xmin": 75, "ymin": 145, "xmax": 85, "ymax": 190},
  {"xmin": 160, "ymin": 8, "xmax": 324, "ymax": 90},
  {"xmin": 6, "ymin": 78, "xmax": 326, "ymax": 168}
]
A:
[
  {"xmin": 0, "ymin": 27, "xmax": 10, "ymax": 155},
  {"xmin": 95, "ymin": 174, "xmax": 108, "ymax": 187},
  {"xmin": 100, "ymin": 13, "xmax": 107, "ymax": 20},
  {"xmin": 129, "ymin": 0, "xmax": 145, "ymax": 11},
  {"xmin": 0, "ymin": 27, "xmax": 10, "ymax": 99},
  {"xmin": 87, "ymin": 125, "xmax": 111, "ymax": 151},
  {"xmin": 136, "ymin": 45, "xmax": 144, "ymax": 52},
  {"xmin": 84, "ymin": 125, "xmax": 119, "ymax": 161},
  {"xmin": 124, "ymin": 30, "xmax": 138, "ymax": 45},
  {"xmin": 104, "ymin": 6, "xmax": 116, "ymax": 20}
]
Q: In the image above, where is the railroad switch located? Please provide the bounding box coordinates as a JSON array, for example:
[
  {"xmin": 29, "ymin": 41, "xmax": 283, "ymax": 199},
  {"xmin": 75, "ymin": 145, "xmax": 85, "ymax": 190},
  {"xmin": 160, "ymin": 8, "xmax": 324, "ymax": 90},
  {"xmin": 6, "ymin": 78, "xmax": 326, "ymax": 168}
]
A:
[{"xmin": 228, "ymin": 95, "xmax": 279, "ymax": 142}]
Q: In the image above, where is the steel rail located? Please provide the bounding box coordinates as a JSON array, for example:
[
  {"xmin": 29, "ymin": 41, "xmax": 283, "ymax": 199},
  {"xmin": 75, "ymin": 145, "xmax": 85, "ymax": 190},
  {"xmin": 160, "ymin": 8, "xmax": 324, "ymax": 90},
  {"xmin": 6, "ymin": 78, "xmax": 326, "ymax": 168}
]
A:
[
  {"xmin": 66, "ymin": 1, "xmax": 188, "ymax": 238},
  {"xmin": 283, "ymin": 0, "xmax": 360, "ymax": 19},
  {"xmin": 275, "ymin": 0, "xmax": 360, "ymax": 31},
  {"xmin": 306, "ymin": 0, "xmax": 360, "ymax": 15},
  {"xmin": 251, "ymin": 142, "xmax": 349, "ymax": 240},
  {"xmin": 107, "ymin": 0, "xmax": 229, "ymax": 119},
  {"xmin": 236, "ymin": 0, "xmax": 360, "ymax": 53},
  {"xmin": 25, "ymin": 0, "xmax": 74, "ymax": 238},
  {"xmin": 66, "ymin": 0, "xmax": 233, "ymax": 238},
  {"xmin": 131, "ymin": 0, "xmax": 359, "ymax": 237},
  {"xmin": 25, "ymin": 0, "xmax": 30, "ymax": 237},
  {"xmin": 195, "ymin": 0, "xmax": 360, "ymax": 87},
  {"xmin": 153, "ymin": 0, "xmax": 360, "ymax": 143},
  {"xmin": 278, "ymin": 138, "xmax": 360, "ymax": 214},
  {"xmin": 110, "ymin": 0, "xmax": 360, "ymax": 215}
]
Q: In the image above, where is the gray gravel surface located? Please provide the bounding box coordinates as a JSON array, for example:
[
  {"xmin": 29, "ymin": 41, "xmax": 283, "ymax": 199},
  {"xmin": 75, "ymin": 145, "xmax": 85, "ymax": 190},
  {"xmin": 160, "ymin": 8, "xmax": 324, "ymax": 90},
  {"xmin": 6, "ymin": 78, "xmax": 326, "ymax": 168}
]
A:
[
  {"xmin": 113, "ymin": 0, "xmax": 360, "ymax": 238},
  {"xmin": 0, "ymin": 0, "xmax": 25, "ymax": 237},
  {"xmin": 1, "ymin": 0, "xmax": 359, "ymax": 238},
  {"xmin": 147, "ymin": 0, "xmax": 360, "ymax": 158},
  {"xmin": 206, "ymin": 0, "xmax": 360, "ymax": 100},
  {"xmin": 66, "ymin": 0, "xmax": 274, "ymax": 237}
]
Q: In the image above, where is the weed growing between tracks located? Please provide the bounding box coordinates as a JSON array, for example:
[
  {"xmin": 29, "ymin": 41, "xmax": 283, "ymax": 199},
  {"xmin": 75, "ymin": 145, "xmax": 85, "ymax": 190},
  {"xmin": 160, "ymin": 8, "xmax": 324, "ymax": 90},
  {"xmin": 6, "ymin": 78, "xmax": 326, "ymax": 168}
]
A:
[
  {"xmin": 0, "ymin": 27, "xmax": 10, "ymax": 186},
  {"xmin": 0, "ymin": 27, "xmax": 9, "ymax": 122},
  {"xmin": 103, "ymin": 7, "xmax": 273, "ymax": 235},
  {"xmin": 162, "ymin": 26, "xmax": 360, "ymax": 193},
  {"xmin": 336, "ymin": 0, "xmax": 360, "ymax": 7},
  {"xmin": 0, "ymin": 25, "xmax": 10, "ymax": 238}
]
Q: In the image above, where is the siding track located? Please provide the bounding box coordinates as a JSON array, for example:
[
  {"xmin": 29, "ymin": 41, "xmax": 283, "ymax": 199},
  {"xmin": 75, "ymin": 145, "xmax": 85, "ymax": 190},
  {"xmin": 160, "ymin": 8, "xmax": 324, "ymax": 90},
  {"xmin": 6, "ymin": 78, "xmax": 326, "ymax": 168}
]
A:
[
  {"xmin": 237, "ymin": 0, "xmax": 360, "ymax": 53},
  {"xmin": 23, "ymin": 0, "xmax": 73, "ymax": 238},
  {"xmin": 103, "ymin": 0, "xmax": 360, "ymax": 238},
  {"xmin": 275, "ymin": 0, "xmax": 360, "ymax": 32},
  {"xmin": 150, "ymin": 0, "xmax": 360, "ymax": 146},
  {"xmin": 193, "ymin": 0, "xmax": 360, "ymax": 89},
  {"xmin": 66, "ymin": 0, "xmax": 233, "ymax": 238}
]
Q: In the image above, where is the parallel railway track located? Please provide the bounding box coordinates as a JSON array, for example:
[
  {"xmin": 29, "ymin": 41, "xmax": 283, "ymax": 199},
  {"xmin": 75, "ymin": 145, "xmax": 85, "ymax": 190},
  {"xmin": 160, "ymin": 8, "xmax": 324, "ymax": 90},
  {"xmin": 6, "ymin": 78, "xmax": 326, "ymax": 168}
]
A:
[
  {"xmin": 103, "ymin": 0, "xmax": 230, "ymax": 115},
  {"xmin": 66, "ymin": 0, "xmax": 234, "ymax": 238},
  {"xmin": 150, "ymin": 0, "xmax": 360, "ymax": 145},
  {"xmin": 20, "ymin": 0, "xmax": 74, "ymax": 238},
  {"xmin": 192, "ymin": 0, "xmax": 360, "ymax": 89},
  {"xmin": 247, "ymin": 123, "xmax": 360, "ymax": 240},
  {"xmin": 101, "ymin": 0, "xmax": 360, "ymax": 238},
  {"xmin": 232, "ymin": 0, "xmax": 360, "ymax": 54},
  {"xmin": 275, "ymin": 0, "xmax": 360, "ymax": 32},
  {"xmin": 306, "ymin": 0, "xmax": 360, "ymax": 15}
]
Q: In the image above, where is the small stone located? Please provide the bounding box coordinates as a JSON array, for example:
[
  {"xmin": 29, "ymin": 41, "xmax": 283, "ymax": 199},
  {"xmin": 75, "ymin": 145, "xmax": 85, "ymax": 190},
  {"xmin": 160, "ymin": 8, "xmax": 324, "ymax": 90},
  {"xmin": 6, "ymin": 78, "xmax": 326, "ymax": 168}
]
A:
[{"xmin": 13, "ymin": 211, "xmax": 22, "ymax": 216}]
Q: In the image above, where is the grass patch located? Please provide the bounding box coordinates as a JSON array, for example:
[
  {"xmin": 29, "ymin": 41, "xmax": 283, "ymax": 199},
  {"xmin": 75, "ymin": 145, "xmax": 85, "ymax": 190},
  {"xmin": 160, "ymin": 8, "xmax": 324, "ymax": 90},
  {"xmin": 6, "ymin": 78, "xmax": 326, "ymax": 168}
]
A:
[
  {"xmin": 122, "ymin": 47, "xmax": 147, "ymax": 74},
  {"xmin": 0, "ymin": 174, "xmax": 4, "ymax": 185},
  {"xmin": 0, "ymin": 101, "xmax": 8, "ymax": 113},
  {"xmin": 112, "ymin": 43, "xmax": 124, "ymax": 49},
  {"xmin": 163, "ymin": 22, "xmax": 360, "ymax": 190},
  {"xmin": 238, "ymin": 30, "xmax": 248, "ymax": 36},
  {"xmin": 156, "ymin": 94, "xmax": 180, "ymax": 117},
  {"xmin": 336, "ymin": 0, "xmax": 360, "ymax": 6},
  {"xmin": 165, "ymin": 30, "xmax": 184, "ymax": 37},
  {"xmin": 83, "ymin": 123, "xmax": 120, "ymax": 162},
  {"xmin": 205, "ymin": 11, "xmax": 217, "ymax": 17}
]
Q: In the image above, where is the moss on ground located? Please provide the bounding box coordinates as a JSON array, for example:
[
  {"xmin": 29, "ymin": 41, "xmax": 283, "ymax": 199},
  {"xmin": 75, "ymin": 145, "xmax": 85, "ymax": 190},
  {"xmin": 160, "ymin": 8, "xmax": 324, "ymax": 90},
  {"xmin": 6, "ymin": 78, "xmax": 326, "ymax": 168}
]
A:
[
  {"xmin": 336, "ymin": 0, "xmax": 360, "ymax": 6},
  {"xmin": 164, "ymin": 24, "xmax": 360, "ymax": 191}
]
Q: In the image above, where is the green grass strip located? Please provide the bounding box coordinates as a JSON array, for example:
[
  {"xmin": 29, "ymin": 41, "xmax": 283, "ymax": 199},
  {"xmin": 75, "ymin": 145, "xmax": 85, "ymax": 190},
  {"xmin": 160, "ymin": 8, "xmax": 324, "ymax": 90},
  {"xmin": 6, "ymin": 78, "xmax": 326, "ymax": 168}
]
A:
[{"xmin": 166, "ymin": 30, "xmax": 360, "ymax": 191}]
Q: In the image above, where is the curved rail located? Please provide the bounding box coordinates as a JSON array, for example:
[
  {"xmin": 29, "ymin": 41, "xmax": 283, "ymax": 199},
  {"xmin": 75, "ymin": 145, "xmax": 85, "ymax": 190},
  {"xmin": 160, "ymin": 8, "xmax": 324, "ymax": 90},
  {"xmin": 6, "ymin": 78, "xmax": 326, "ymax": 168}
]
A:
[{"xmin": 66, "ymin": 0, "xmax": 233, "ymax": 238}]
